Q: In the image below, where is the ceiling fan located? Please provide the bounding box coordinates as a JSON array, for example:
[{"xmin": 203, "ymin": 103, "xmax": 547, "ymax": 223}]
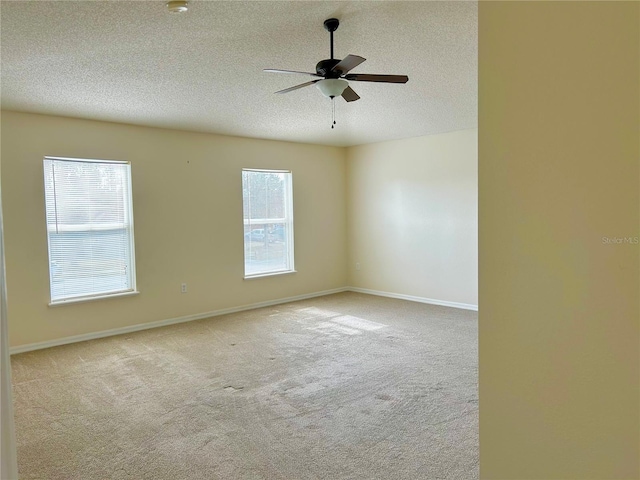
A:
[{"xmin": 264, "ymin": 18, "xmax": 409, "ymax": 103}]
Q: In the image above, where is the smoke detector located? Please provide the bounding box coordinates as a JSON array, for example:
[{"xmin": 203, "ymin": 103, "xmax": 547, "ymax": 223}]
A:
[{"xmin": 166, "ymin": 1, "xmax": 188, "ymax": 14}]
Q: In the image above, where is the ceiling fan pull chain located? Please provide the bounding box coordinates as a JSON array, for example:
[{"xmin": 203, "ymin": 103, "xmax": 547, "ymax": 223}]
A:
[{"xmin": 331, "ymin": 97, "xmax": 336, "ymax": 129}]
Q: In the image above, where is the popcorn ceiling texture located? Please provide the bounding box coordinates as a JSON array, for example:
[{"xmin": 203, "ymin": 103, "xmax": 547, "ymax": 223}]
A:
[{"xmin": 0, "ymin": 1, "xmax": 477, "ymax": 147}]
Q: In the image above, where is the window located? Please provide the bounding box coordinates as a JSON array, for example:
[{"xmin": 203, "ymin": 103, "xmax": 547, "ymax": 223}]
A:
[
  {"xmin": 242, "ymin": 169, "xmax": 294, "ymax": 277},
  {"xmin": 43, "ymin": 157, "xmax": 137, "ymax": 304}
]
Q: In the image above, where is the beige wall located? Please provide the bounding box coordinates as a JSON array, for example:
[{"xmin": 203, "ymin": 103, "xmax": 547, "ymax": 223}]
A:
[
  {"xmin": 1, "ymin": 111, "xmax": 347, "ymax": 347},
  {"xmin": 1, "ymin": 173, "xmax": 18, "ymax": 478},
  {"xmin": 347, "ymin": 129, "xmax": 478, "ymax": 307},
  {"xmin": 479, "ymin": 2, "xmax": 639, "ymax": 479}
]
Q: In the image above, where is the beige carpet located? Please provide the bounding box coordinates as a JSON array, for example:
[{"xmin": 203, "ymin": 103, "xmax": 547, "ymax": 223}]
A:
[{"xmin": 11, "ymin": 292, "xmax": 478, "ymax": 479}]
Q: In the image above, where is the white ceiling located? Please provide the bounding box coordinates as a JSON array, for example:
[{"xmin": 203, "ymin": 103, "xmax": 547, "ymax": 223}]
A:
[{"xmin": 1, "ymin": 1, "xmax": 477, "ymax": 147}]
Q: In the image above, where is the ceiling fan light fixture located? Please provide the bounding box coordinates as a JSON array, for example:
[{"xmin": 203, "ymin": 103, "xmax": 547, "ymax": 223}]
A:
[{"xmin": 316, "ymin": 79, "xmax": 348, "ymax": 98}]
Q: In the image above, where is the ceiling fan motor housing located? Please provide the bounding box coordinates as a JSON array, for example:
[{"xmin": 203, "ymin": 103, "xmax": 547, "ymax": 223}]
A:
[{"xmin": 316, "ymin": 59, "xmax": 342, "ymax": 77}]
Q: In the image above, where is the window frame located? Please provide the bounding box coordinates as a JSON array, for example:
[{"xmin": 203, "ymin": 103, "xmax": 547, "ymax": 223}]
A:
[
  {"xmin": 43, "ymin": 156, "xmax": 138, "ymax": 305},
  {"xmin": 242, "ymin": 168, "xmax": 295, "ymax": 279}
]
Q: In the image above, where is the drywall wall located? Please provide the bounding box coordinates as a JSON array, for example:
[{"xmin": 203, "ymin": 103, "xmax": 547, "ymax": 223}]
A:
[
  {"xmin": 479, "ymin": 2, "xmax": 639, "ymax": 479},
  {"xmin": 346, "ymin": 129, "xmax": 478, "ymax": 307},
  {"xmin": 1, "ymin": 111, "xmax": 347, "ymax": 347},
  {"xmin": 0, "ymin": 171, "xmax": 18, "ymax": 479}
]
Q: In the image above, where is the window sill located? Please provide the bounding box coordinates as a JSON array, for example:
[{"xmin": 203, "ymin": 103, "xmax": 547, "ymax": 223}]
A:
[
  {"xmin": 48, "ymin": 290, "xmax": 140, "ymax": 307},
  {"xmin": 244, "ymin": 270, "xmax": 297, "ymax": 280}
]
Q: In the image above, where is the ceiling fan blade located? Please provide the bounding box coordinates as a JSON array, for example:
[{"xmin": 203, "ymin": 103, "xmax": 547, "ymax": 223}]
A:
[
  {"xmin": 341, "ymin": 86, "xmax": 360, "ymax": 102},
  {"xmin": 344, "ymin": 74, "xmax": 409, "ymax": 84},
  {"xmin": 264, "ymin": 69, "xmax": 322, "ymax": 77},
  {"xmin": 331, "ymin": 54, "xmax": 366, "ymax": 74},
  {"xmin": 275, "ymin": 79, "xmax": 320, "ymax": 94}
]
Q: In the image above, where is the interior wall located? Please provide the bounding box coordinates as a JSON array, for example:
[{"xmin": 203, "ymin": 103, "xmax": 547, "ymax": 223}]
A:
[
  {"xmin": 0, "ymin": 161, "xmax": 19, "ymax": 479},
  {"xmin": 1, "ymin": 111, "xmax": 347, "ymax": 348},
  {"xmin": 478, "ymin": 2, "xmax": 639, "ymax": 479},
  {"xmin": 346, "ymin": 129, "xmax": 478, "ymax": 307}
]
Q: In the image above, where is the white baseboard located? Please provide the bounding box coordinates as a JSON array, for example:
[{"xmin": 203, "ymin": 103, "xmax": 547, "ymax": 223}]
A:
[
  {"xmin": 10, "ymin": 286, "xmax": 476, "ymax": 355},
  {"xmin": 347, "ymin": 286, "xmax": 478, "ymax": 311},
  {"xmin": 10, "ymin": 287, "xmax": 348, "ymax": 355}
]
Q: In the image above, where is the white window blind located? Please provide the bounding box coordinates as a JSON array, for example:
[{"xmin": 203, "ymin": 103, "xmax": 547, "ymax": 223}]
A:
[
  {"xmin": 43, "ymin": 157, "xmax": 137, "ymax": 303},
  {"xmin": 242, "ymin": 169, "xmax": 294, "ymax": 277}
]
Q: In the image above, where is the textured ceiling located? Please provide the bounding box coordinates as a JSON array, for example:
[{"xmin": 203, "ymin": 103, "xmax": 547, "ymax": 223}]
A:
[{"xmin": 1, "ymin": 1, "xmax": 477, "ymax": 147}]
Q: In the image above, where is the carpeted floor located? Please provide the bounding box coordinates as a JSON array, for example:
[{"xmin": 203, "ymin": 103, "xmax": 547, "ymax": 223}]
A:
[{"xmin": 11, "ymin": 292, "xmax": 478, "ymax": 479}]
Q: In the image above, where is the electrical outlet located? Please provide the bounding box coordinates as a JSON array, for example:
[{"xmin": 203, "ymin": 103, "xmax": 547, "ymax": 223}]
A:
[
  {"xmin": 355, "ymin": 262, "xmax": 361, "ymax": 271},
  {"xmin": 181, "ymin": 283, "xmax": 187, "ymax": 293}
]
